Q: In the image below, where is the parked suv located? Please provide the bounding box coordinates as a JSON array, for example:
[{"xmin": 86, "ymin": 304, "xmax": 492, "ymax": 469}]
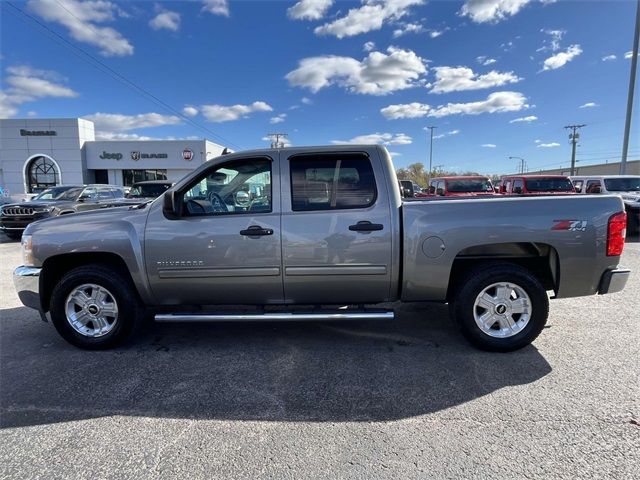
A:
[
  {"xmin": 500, "ymin": 175, "xmax": 575, "ymax": 195},
  {"xmin": 125, "ymin": 180, "xmax": 173, "ymax": 201},
  {"xmin": 0, "ymin": 184, "xmax": 125, "ymax": 239},
  {"xmin": 424, "ymin": 176, "xmax": 494, "ymax": 197},
  {"xmin": 571, "ymin": 175, "xmax": 640, "ymax": 232}
]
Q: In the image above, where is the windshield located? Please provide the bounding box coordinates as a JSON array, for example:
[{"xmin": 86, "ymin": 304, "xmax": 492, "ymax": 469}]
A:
[
  {"xmin": 604, "ymin": 177, "xmax": 640, "ymax": 192},
  {"xmin": 446, "ymin": 178, "xmax": 493, "ymax": 193},
  {"xmin": 128, "ymin": 183, "xmax": 171, "ymax": 198},
  {"xmin": 33, "ymin": 186, "xmax": 83, "ymax": 201},
  {"xmin": 525, "ymin": 177, "xmax": 574, "ymax": 192}
]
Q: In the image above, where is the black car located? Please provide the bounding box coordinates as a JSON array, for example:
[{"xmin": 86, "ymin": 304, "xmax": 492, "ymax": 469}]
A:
[
  {"xmin": 125, "ymin": 180, "xmax": 173, "ymax": 201},
  {"xmin": 0, "ymin": 184, "xmax": 125, "ymax": 239}
]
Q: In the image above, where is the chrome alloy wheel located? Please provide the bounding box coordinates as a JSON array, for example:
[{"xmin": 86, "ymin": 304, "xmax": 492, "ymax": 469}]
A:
[
  {"xmin": 473, "ymin": 282, "xmax": 532, "ymax": 338},
  {"xmin": 65, "ymin": 284, "xmax": 119, "ymax": 337}
]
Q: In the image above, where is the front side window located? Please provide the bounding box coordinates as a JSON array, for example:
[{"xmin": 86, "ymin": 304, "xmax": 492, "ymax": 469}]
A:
[
  {"xmin": 81, "ymin": 188, "xmax": 97, "ymax": 200},
  {"xmin": 586, "ymin": 180, "xmax": 602, "ymax": 193},
  {"xmin": 573, "ymin": 180, "xmax": 584, "ymax": 193},
  {"xmin": 513, "ymin": 179, "xmax": 524, "ymax": 193},
  {"xmin": 290, "ymin": 154, "xmax": 376, "ymax": 211},
  {"xmin": 97, "ymin": 188, "xmax": 115, "ymax": 200},
  {"xmin": 182, "ymin": 158, "xmax": 271, "ymax": 216}
]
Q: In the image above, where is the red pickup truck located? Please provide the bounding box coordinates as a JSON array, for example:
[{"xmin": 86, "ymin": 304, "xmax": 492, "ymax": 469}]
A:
[
  {"xmin": 419, "ymin": 176, "xmax": 495, "ymax": 197},
  {"xmin": 499, "ymin": 175, "xmax": 576, "ymax": 195}
]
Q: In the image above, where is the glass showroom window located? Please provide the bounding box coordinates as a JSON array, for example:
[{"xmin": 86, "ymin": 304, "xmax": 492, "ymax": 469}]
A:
[
  {"xmin": 122, "ymin": 169, "xmax": 168, "ymax": 186},
  {"xmin": 27, "ymin": 156, "xmax": 60, "ymax": 193}
]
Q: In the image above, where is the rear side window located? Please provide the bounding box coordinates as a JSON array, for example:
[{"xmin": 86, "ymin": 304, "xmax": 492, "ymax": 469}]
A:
[
  {"xmin": 586, "ymin": 180, "xmax": 602, "ymax": 193},
  {"xmin": 290, "ymin": 153, "xmax": 377, "ymax": 211}
]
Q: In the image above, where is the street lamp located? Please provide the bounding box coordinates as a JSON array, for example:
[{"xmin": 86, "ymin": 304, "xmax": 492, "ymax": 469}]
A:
[
  {"xmin": 508, "ymin": 156, "xmax": 526, "ymax": 174},
  {"xmin": 426, "ymin": 126, "xmax": 437, "ymax": 185}
]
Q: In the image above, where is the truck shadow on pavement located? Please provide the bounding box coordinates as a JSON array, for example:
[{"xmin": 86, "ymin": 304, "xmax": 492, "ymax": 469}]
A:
[{"xmin": 0, "ymin": 303, "xmax": 551, "ymax": 428}]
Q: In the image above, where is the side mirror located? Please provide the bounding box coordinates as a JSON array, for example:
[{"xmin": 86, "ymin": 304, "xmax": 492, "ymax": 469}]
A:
[
  {"xmin": 436, "ymin": 188, "xmax": 444, "ymax": 196},
  {"xmin": 163, "ymin": 190, "xmax": 181, "ymax": 218}
]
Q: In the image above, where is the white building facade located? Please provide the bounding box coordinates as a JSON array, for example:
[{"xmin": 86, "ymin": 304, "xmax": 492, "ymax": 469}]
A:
[{"xmin": 0, "ymin": 118, "xmax": 226, "ymax": 198}]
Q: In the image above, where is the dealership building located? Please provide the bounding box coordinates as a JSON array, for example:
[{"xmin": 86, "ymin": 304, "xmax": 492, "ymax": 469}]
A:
[{"xmin": 0, "ymin": 118, "xmax": 226, "ymax": 198}]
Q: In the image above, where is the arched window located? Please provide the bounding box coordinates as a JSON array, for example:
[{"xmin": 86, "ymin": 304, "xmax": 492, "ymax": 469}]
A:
[{"xmin": 26, "ymin": 156, "xmax": 60, "ymax": 193}]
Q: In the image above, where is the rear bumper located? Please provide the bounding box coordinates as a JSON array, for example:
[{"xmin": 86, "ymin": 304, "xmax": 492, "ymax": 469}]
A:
[
  {"xmin": 13, "ymin": 266, "xmax": 42, "ymax": 310},
  {"xmin": 598, "ymin": 267, "xmax": 630, "ymax": 294}
]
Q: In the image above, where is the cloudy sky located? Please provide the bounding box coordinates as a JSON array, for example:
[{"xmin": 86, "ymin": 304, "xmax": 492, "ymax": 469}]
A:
[{"xmin": 1, "ymin": 0, "xmax": 638, "ymax": 173}]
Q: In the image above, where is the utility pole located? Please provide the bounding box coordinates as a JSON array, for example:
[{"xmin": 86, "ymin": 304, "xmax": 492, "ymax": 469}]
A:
[
  {"xmin": 426, "ymin": 126, "xmax": 437, "ymax": 185},
  {"xmin": 267, "ymin": 133, "xmax": 288, "ymax": 148},
  {"xmin": 621, "ymin": 0, "xmax": 640, "ymax": 174},
  {"xmin": 509, "ymin": 156, "xmax": 525, "ymax": 174},
  {"xmin": 564, "ymin": 124, "xmax": 586, "ymax": 176}
]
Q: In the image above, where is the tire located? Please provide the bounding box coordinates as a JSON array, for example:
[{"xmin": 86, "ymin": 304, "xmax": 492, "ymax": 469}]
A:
[
  {"xmin": 450, "ymin": 262, "xmax": 549, "ymax": 352},
  {"xmin": 49, "ymin": 265, "xmax": 144, "ymax": 349}
]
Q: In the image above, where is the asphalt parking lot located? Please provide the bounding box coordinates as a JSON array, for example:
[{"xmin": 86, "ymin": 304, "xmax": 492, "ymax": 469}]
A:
[{"xmin": 0, "ymin": 234, "xmax": 638, "ymax": 479}]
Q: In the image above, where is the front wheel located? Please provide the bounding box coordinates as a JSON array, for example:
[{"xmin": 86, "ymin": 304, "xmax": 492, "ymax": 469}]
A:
[
  {"xmin": 49, "ymin": 265, "xmax": 143, "ymax": 349},
  {"xmin": 450, "ymin": 263, "xmax": 549, "ymax": 352}
]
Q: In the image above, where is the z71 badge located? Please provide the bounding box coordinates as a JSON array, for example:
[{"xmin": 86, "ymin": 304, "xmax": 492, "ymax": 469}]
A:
[{"xmin": 551, "ymin": 220, "xmax": 588, "ymax": 231}]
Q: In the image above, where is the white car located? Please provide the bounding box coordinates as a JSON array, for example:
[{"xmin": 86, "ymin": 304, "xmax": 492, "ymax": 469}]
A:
[{"xmin": 571, "ymin": 175, "xmax": 640, "ymax": 232}]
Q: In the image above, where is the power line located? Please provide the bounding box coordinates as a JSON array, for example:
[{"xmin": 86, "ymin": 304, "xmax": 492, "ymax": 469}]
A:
[
  {"xmin": 3, "ymin": 1, "xmax": 243, "ymax": 150},
  {"xmin": 564, "ymin": 124, "xmax": 586, "ymax": 176}
]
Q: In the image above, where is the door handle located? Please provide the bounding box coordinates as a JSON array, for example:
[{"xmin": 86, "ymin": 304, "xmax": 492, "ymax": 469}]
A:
[
  {"xmin": 348, "ymin": 221, "xmax": 384, "ymax": 232},
  {"xmin": 240, "ymin": 225, "xmax": 274, "ymax": 237}
]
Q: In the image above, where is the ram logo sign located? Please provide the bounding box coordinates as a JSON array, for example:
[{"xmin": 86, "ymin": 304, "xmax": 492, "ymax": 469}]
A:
[{"xmin": 552, "ymin": 220, "xmax": 588, "ymax": 232}]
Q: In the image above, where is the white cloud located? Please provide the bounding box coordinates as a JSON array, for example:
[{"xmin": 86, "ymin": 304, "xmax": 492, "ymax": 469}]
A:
[
  {"xmin": 314, "ymin": 0, "xmax": 424, "ymax": 38},
  {"xmin": 510, "ymin": 115, "xmax": 538, "ymax": 123},
  {"xmin": 27, "ymin": 0, "xmax": 134, "ymax": 56},
  {"xmin": 460, "ymin": 0, "xmax": 532, "ymax": 23},
  {"xmin": 270, "ymin": 113, "xmax": 287, "ymax": 124},
  {"xmin": 432, "ymin": 129, "xmax": 460, "ymax": 139},
  {"xmin": 83, "ymin": 112, "xmax": 182, "ymax": 132},
  {"xmin": 331, "ymin": 132, "xmax": 412, "ymax": 145},
  {"xmin": 538, "ymin": 29, "xmax": 565, "ymax": 52},
  {"xmin": 579, "ymin": 102, "xmax": 598, "ymax": 108},
  {"xmin": 542, "ymin": 44, "xmax": 582, "ymax": 70},
  {"xmin": 363, "ymin": 41, "xmax": 376, "ymax": 52},
  {"xmin": 1, "ymin": 65, "xmax": 78, "ymax": 118},
  {"xmin": 393, "ymin": 22, "xmax": 425, "ymax": 38},
  {"xmin": 537, "ymin": 142, "xmax": 560, "ymax": 148},
  {"xmin": 149, "ymin": 9, "xmax": 180, "ymax": 32},
  {"xmin": 200, "ymin": 101, "xmax": 273, "ymax": 122},
  {"xmin": 288, "ymin": 0, "xmax": 334, "ymax": 20},
  {"xmin": 182, "ymin": 106, "xmax": 199, "ymax": 117},
  {"xmin": 429, "ymin": 29, "xmax": 444, "ymax": 38},
  {"xmin": 481, "ymin": 143, "xmax": 497, "ymax": 148},
  {"xmin": 95, "ymin": 131, "xmax": 159, "ymax": 141},
  {"xmin": 625, "ymin": 51, "xmax": 638, "ymax": 59},
  {"xmin": 381, "ymin": 91, "xmax": 529, "ymax": 119},
  {"xmin": 286, "ymin": 47, "xmax": 427, "ymax": 95},
  {"xmin": 429, "ymin": 66, "xmax": 521, "ymax": 93},
  {"xmin": 301, "ymin": 96, "xmax": 313, "ymax": 105},
  {"xmin": 476, "ymin": 56, "xmax": 497, "ymax": 66},
  {"xmin": 602, "ymin": 54, "xmax": 617, "ymax": 61},
  {"xmin": 262, "ymin": 135, "xmax": 292, "ymax": 147},
  {"xmin": 202, "ymin": 0, "xmax": 229, "ymax": 16},
  {"xmin": 27, "ymin": 110, "xmax": 38, "ymax": 117}
]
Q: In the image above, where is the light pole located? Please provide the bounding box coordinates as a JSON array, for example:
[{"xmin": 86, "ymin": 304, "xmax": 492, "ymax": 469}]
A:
[
  {"xmin": 509, "ymin": 156, "xmax": 526, "ymax": 174},
  {"xmin": 426, "ymin": 126, "xmax": 437, "ymax": 185},
  {"xmin": 621, "ymin": 0, "xmax": 640, "ymax": 174}
]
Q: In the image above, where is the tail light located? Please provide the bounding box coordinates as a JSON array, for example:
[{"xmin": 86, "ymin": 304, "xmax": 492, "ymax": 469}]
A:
[{"xmin": 607, "ymin": 211, "xmax": 627, "ymax": 256}]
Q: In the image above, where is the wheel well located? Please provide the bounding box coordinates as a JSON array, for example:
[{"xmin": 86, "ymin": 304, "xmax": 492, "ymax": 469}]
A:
[
  {"xmin": 40, "ymin": 252, "xmax": 135, "ymax": 312},
  {"xmin": 446, "ymin": 242, "xmax": 559, "ymax": 301}
]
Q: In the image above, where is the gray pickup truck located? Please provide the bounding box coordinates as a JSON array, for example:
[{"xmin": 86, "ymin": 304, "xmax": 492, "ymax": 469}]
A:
[{"xmin": 13, "ymin": 145, "xmax": 630, "ymax": 351}]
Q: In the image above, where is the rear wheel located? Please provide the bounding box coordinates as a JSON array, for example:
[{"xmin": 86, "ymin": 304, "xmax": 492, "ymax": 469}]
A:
[
  {"xmin": 450, "ymin": 263, "xmax": 549, "ymax": 352},
  {"xmin": 49, "ymin": 265, "xmax": 143, "ymax": 349}
]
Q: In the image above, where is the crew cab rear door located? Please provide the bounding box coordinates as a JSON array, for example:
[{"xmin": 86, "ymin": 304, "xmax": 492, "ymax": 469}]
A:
[
  {"xmin": 144, "ymin": 154, "xmax": 283, "ymax": 305},
  {"xmin": 279, "ymin": 149, "xmax": 393, "ymax": 304}
]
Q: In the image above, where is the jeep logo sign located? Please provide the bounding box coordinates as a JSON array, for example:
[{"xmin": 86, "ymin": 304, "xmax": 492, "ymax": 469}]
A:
[
  {"xmin": 182, "ymin": 148, "xmax": 194, "ymax": 161},
  {"xmin": 99, "ymin": 151, "xmax": 123, "ymax": 160}
]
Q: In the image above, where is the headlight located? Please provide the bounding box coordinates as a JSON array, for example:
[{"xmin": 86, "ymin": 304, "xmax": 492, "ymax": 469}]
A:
[
  {"xmin": 33, "ymin": 206, "xmax": 55, "ymax": 214},
  {"xmin": 21, "ymin": 235, "xmax": 35, "ymax": 266}
]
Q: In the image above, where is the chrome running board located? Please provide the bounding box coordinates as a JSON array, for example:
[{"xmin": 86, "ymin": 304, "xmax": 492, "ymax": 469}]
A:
[{"xmin": 154, "ymin": 311, "xmax": 394, "ymax": 322}]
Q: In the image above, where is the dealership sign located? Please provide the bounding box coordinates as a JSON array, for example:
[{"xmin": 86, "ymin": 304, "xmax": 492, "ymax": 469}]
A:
[
  {"xmin": 20, "ymin": 129, "xmax": 56, "ymax": 136},
  {"xmin": 131, "ymin": 151, "xmax": 168, "ymax": 160},
  {"xmin": 99, "ymin": 151, "xmax": 123, "ymax": 160},
  {"xmin": 182, "ymin": 148, "xmax": 194, "ymax": 161}
]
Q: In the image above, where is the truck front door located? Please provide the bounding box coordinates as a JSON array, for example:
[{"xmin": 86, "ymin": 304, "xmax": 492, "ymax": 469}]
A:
[
  {"xmin": 144, "ymin": 155, "xmax": 283, "ymax": 305},
  {"xmin": 280, "ymin": 150, "xmax": 393, "ymax": 304}
]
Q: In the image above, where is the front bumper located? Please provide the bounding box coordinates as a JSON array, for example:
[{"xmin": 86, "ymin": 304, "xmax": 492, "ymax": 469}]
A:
[
  {"xmin": 13, "ymin": 265, "xmax": 42, "ymax": 310},
  {"xmin": 598, "ymin": 267, "xmax": 631, "ymax": 294}
]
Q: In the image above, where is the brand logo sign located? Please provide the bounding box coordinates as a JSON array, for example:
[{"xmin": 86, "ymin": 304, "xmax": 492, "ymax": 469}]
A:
[
  {"xmin": 99, "ymin": 151, "xmax": 123, "ymax": 160},
  {"xmin": 20, "ymin": 129, "xmax": 56, "ymax": 136},
  {"xmin": 182, "ymin": 148, "xmax": 194, "ymax": 161},
  {"xmin": 130, "ymin": 151, "xmax": 168, "ymax": 161},
  {"xmin": 551, "ymin": 220, "xmax": 588, "ymax": 232}
]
